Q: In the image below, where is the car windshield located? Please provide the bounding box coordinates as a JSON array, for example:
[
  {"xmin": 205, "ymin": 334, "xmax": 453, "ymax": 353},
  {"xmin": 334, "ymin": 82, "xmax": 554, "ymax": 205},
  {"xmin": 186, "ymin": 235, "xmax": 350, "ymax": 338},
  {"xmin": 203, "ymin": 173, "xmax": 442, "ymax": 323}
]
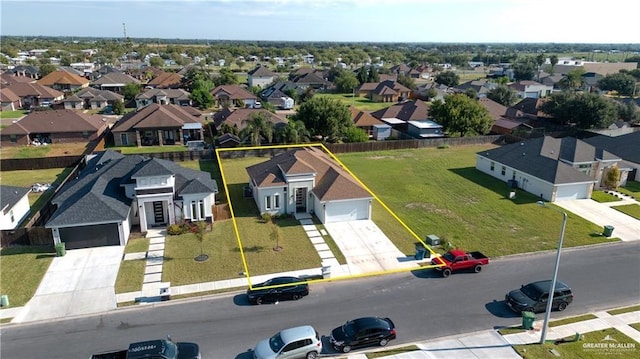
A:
[
  {"xmin": 443, "ymin": 252, "xmax": 456, "ymax": 262},
  {"xmin": 343, "ymin": 321, "xmax": 357, "ymax": 337},
  {"xmin": 269, "ymin": 333, "xmax": 285, "ymax": 353},
  {"xmin": 521, "ymin": 284, "xmax": 543, "ymax": 301}
]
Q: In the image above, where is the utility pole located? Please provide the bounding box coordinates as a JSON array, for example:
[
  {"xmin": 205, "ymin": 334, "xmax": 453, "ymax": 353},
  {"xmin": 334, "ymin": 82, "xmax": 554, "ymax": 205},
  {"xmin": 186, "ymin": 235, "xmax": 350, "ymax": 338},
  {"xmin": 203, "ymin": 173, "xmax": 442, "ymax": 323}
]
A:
[{"xmin": 122, "ymin": 23, "xmax": 127, "ymax": 41}]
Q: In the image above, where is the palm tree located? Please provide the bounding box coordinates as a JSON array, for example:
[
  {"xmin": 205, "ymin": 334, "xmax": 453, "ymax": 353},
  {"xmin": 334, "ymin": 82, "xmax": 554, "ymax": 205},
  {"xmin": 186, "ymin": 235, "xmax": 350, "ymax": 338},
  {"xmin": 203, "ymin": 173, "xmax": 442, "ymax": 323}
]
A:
[{"xmin": 241, "ymin": 112, "xmax": 273, "ymax": 146}]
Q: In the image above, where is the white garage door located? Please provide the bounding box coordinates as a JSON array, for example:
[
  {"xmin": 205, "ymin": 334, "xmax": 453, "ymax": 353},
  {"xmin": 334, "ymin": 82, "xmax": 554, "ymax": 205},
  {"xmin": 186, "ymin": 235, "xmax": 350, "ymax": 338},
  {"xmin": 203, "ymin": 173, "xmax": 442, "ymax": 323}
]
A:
[
  {"xmin": 555, "ymin": 184, "xmax": 589, "ymax": 201},
  {"xmin": 325, "ymin": 200, "xmax": 370, "ymax": 223}
]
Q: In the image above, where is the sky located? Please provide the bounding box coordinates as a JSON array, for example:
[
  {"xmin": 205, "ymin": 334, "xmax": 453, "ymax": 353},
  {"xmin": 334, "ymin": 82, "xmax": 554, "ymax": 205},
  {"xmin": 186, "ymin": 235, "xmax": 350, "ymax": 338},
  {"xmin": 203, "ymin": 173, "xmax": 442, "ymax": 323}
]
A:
[{"xmin": 1, "ymin": 0, "xmax": 639, "ymax": 44}]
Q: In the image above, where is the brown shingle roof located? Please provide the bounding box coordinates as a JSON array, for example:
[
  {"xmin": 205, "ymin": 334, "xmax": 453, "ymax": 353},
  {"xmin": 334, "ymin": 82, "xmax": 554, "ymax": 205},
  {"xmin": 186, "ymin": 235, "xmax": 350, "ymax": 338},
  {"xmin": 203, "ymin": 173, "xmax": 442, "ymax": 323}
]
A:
[
  {"xmin": 6, "ymin": 82, "xmax": 64, "ymax": 98},
  {"xmin": 350, "ymin": 106, "xmax": 384, "ymax": 127},
  {"xmin": 37, "ymin": 71, "xmax": 89, "ymax": 86},
  {"xmin": 371, "ymin": 99, "xmax": 431, "ymax": 122},
  {"xmin": 211, "ymin": 85, "xmax": 257, "ymax": 100},
  {"xmin": 212, "ymin": 108, "xmax": 286, "ymax": 131},
  {"xmin": 91, "ymin": 72, "xmax": 140, "ymax": 85},
  {"xmin": 246, "ymin": 147, "xmax": 371, "ymax": 201},
  {"xmin": 148, "ymin": 72, "xmax": 183, "ymax": 88},
  {"xmin": 112, "ymin": 103, "xmax": 201, "ymax": 131}
]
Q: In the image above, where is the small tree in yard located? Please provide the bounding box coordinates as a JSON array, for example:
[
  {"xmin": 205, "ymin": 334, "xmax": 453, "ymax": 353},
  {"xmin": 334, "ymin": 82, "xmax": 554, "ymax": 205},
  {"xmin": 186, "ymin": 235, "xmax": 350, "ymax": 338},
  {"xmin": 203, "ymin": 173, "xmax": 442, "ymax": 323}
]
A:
[
  {"xmin": 192, "ymin": 221, "xmax": 209, "ymax": 262},
  {"xmin": 270, "ymin": 222, "xmax": 283, "ymax": 252},
  {"xmin": 604, "ymin": 165, "xmax": 620, "ymax": 190}
]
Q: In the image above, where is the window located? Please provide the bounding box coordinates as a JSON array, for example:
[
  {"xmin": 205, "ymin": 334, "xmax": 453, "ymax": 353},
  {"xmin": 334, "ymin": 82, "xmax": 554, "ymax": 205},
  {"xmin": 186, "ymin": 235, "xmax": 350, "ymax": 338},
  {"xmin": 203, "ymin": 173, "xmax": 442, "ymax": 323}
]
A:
[
  {"xmin": 501, "ymin": 166, "xmax": 506, "ymax": 176},
  {"xmin": 9, "ymin": 210, "xmax": 14, "ymax": 223},
  {"xmin": 490, "ymin": 162, "xmax": 495, "ymax": 171},
  {"xmin": 274, "ymin": 194, "xmax": 280, "ymax": 209},
  {"xmin": 512, "ymin": 171, "xmax": 516, "ymax": 180},
  {"xmin": 265, "ymin": 196, "xmax": 272, "ymax": 210},
  {"xmin": 191, "ymin": 201, "xmax": 197, "ymax": 219},
  {"xmin": 10, "ymin": 135, "xmax": 17, "ymax": 143},
  {"xmin": 199, "ymin": 200, "xmax": 205, "ymax": 219},
  {"xmin": 120, "ymin": 133, "xmax": 128, "ymax": 145},
  {"xmin": 82, "ymin": 131, "xmax": 89, "ymax": 139}
]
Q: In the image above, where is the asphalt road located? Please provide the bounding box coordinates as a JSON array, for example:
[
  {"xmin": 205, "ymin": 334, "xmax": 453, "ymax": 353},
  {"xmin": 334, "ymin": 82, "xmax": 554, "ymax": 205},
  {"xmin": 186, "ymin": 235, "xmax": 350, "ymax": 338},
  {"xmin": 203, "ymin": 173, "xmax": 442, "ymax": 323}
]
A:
[{"xmin": 1, "ymin": 241, "xmax": 638, "ymax": 358}]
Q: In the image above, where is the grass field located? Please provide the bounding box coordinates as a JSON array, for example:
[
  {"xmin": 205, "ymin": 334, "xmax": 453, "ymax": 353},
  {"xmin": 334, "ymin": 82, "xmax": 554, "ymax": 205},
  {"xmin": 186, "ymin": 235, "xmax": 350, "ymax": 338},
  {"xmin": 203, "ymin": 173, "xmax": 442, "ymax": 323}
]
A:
[
  {"xmin": 0, "ymin": 246, "xmax": 55, "ymax": 307},
  {"xmin": 0, "ymin": 142, "xmax": 90, "ymax": 159},
  {"xmin": 612, "ymin": 204, "xmax": 640, "ymax": 220},
  {"xmin": 513, "ymin": 328, "xmax": 637, "ymax": 358},
  {"xmin": 590, "ymin": 191, "xmax": 622, "ymax": 203},
  {"xmin": 618, "ymin": 181, "xmax": 640, "ymax": 198},
  {"xmin": 316, "ymin": 93, "xmax": 394, "ymax": 112}
]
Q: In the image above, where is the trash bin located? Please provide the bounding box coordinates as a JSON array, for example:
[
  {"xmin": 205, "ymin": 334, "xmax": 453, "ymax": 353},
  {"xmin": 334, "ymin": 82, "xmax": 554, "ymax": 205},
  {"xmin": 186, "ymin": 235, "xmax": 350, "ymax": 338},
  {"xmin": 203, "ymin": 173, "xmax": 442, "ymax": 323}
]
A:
[
  {"xmin": 160, "ymin": 286, "xmax": 171, "ymax": 301},
  {"xmin": 322, "ymin": 266, "xmax": 332, "ymax": 279},
  {"xmin": 0, "ymin": 295, "xmax": 9, "ymax": 307},
  {"xmin": 55, "ymin": 242, "xmax": 66, "ymax": 257},
  {"xmin": 603, "ymin": 225, "xmax": 615, "ymax": 237},
  {"xmin": 522, "ymin": 311, "xmax": 536, "ymax": 330},
  {"xmin": 415, "ymin": 244, "xmax": 426, "ymax": 260}
]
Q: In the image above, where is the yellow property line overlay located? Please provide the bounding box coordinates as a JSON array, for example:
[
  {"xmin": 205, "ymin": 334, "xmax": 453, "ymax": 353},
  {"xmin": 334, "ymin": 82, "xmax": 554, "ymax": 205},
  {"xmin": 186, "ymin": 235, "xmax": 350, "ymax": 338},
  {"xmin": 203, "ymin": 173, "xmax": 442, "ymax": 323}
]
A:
[{"xmin": 216, "ymin": 143, "xmax": 443, "ymax": 291}]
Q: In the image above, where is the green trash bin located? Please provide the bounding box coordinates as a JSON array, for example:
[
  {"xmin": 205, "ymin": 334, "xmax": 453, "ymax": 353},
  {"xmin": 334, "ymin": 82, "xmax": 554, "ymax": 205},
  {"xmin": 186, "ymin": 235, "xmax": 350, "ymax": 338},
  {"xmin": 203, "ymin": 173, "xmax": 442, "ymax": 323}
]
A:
[
  {"xmin": 603, "ymin": 225, "xmax": 614, "ymax": 237},
  {"xmin": 522, "ymin": 311, "xmax": 536, "ymax": 330},
  {"xmin": 0, "ymin": 294, "xmax": 9, "ymax": 308},
  {"xmin": 55, "ymin": 243, "xmax": 66, "ymax": 257}
]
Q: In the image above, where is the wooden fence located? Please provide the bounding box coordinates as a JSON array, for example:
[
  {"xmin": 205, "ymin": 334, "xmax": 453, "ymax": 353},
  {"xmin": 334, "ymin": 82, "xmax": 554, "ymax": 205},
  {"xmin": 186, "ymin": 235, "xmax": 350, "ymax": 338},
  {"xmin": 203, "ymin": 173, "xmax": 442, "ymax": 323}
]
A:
[{"xmin": 0, "ymin": 227, "xmax": 54, "ymax": 248}]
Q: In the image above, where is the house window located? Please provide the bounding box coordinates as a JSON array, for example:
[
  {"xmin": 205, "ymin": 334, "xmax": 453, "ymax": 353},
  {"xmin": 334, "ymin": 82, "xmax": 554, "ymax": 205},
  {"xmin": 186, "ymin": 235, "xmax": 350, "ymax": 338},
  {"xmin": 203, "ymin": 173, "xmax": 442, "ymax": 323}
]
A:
[
  {"xmin": 199, "ymin": 200, "xmax": 205, "ymax": 220},
  {"xmin": 265, "ymin": 196, "xmax": 272, "ymax": 210},
  {"xmin": 9, "ymin": 210, "xmax": 14, "ymax": 223},
  {"xmin": 490, "ymin": 162, "xmax": 495, "ymax": 171},
  {"xmin": 120, "ymin": 133, "xmax": 128, "ymax": 145},
  {"xmin": 10, "ymin": 135, "xmax": 17, "ymax": 143},
  {"xmin": 82, "ymin": 131, "xmax": 89, "ymax": 138},
  {"xmin": 512, "ymin": 171, "xmax": 516, "ymax": 180},
  {"xmin": 274, "ymin": 194, "xmax": 280, "ymax": 209},
  {"xmin": 191, "ymin": 201, "xmax": 197, "ymax": 219},
  {"xmin": 501, "ymin": 166, "xmax": 506, "ymax": 176}
]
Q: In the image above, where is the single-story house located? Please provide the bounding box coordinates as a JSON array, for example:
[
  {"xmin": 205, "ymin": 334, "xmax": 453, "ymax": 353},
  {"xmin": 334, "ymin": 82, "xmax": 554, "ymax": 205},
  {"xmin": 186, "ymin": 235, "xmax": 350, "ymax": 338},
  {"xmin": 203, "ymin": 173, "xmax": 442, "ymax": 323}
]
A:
[
  {"xmin": 581, "ymin": 131, "xmax": 640, "ymax": 184},
  {"xmin": 216, "ymin": 133, "xmax": 241, "ymax": 148},
  {"xmin": 476, "ymin": 136, "xmax": 626, "ymax": 201},
  {"xmin": 508, "ymin": 81, "xmax": 553, "ymax": 99},
  {"xmin": 64, "ymin": 87, "xmax": 123, "ymax": 110},
  {"xmin": 146, "ymin": 71, "xmax": 183, "ymax": 89},
  {"xmin": 350, "ymin": 106, "xmax": 385, "ymax": 138},
  {"xmin": 212, "ymin": 108, "xmax": 287, "ymax": 133},
  {"xmin": 211, "ymin": 84, "xmax": 259, "ymax": 108},
  {"xmin": 91, "ymin": 72, "xmax": 141, "ymax": 94},
  {"xmin": 3, "ymin": 82, "xmax": 64, "ymax": 109},
  {"xmin": 46, "ymin": 150, "xmax": 218, "ymax": 249},
  {"xmin": 247, "ymin": 65, "xmax": 276, "ymax": 88},
  {"xmin": 490, "ymin": 118, "xmax": 534, "ymax": 136},
  {"xmin": 135, "ymin": 88, "xmax": 192, "ymax": 109},
  {"xmin": 111, "ymin": 103, "xmax": 203, "ymax": 147},
  {"xmin": 0, "ymin": 109, "xmax": 109, "ymax": 146},
  {"xmin": 246, "ymin": 146, "xmax": 373, "ymax": 223},
  {"xmin": 357, "ymin": 80, "xmax": 411, "ymax": 102},
  {"xmin": 371, "ymin": 99, "xmax": 431, "ymax": 133},
  {"xmin": 0, "ymin": 185, "xmax": 31, "ymax": 230},
  {"xmin": 37, "ymin": 70, "xmax": 89, "ymax": 93},
  {"xmin": 0, "ymin": 87, "xmax": 22, "ymax": 111}
]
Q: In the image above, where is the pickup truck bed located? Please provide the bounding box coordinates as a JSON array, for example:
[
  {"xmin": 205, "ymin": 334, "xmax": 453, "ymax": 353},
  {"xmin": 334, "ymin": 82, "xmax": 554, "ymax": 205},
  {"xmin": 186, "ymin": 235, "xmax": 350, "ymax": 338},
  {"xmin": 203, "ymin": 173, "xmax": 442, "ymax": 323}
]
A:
[{"xmin": 90, "ymin": 350, "xmax": 127, "ymax": 359}]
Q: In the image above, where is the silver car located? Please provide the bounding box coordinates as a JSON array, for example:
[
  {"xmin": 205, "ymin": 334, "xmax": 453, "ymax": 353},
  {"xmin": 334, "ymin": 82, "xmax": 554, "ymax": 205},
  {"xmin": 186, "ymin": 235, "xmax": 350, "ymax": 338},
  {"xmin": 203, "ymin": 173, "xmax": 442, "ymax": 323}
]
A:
[{"xmin": 253, "ymin": 325, "xmax": 322, "ymax": 359}]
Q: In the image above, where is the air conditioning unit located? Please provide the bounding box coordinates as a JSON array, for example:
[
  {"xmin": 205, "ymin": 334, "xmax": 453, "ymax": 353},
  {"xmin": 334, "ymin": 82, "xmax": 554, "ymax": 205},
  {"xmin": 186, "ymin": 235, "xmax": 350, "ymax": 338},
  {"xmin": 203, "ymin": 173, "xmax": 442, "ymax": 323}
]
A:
[{"xmin": 426, "ymin": 234, "xmax": 441, "ymax": 247}]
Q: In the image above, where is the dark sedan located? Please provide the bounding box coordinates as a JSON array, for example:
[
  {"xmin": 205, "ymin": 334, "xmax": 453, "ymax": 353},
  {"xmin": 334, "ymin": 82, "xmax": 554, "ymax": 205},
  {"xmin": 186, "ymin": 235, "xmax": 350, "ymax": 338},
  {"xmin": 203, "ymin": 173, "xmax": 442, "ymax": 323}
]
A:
[
  {"xmin": 246, "ymin": 276, "xmax": 309, "ymax": 305},
  {"xmin": 329, "ymin": 317, "xmax": 396, "ymax": 353}
]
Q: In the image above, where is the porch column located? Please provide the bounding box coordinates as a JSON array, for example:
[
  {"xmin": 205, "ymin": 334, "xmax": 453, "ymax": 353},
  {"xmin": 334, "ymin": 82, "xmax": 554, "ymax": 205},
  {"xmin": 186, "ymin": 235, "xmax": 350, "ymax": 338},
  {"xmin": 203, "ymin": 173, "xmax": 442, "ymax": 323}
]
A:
[
  {"xmin": 178, "ymin": 128, "xmax": 184, "ymax": 144},
  {"xmin": 168, "ymin": 200, "xmax": 176, "ymax": 225},
  {"xmin": 139, "ymin": 202, "xmax": 148, "ymax": 232},
  {"xmin": 158, "ymin": 129, "xmax": 164, "ymax": 146},
  {"xmin": 136, "ymin": 130, "xmax": 142, "ymax": 147}
]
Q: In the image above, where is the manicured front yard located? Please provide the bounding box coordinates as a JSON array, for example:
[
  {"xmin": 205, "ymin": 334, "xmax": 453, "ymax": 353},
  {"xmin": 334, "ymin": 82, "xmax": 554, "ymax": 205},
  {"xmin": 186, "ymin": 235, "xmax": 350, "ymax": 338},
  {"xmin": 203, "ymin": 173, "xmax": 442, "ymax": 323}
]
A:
[
  {"xmin": 618, "ymin": 181, "xmax": 640, "ymax": 199},
  {"xmin": 316, "ymin": 93, "xmax": 394, "ymax": 112},
  {"xmin": 590, "ymin": 191, "xmax": 622, "ymax": 203},
  {"xmin": 608, "ymin": 305, "xmax": 640, "ymax": 316},
  {"xmin": 0, "ymin": 246, "xmax": 55, "ymax": 307},
  {"xmin": 612, "ymin": 204, "xmax": 640, "ymax": 220}
]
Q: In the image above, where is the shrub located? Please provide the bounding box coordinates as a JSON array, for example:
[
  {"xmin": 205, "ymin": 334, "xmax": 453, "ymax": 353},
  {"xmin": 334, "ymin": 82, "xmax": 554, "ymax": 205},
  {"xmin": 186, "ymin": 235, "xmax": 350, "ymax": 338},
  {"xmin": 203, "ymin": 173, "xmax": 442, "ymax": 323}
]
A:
[{"xmin": 167, "ymin": 224, "xmax": 186, "ymax": 235}]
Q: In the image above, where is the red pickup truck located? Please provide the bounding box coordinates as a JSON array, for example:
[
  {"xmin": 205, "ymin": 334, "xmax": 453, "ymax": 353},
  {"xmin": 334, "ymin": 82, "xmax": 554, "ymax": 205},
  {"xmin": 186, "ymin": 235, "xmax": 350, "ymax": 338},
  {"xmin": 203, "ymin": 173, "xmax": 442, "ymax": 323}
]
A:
[{"xmin": 431, "ymin": 249, "xmax": 489, "ymax": 278}]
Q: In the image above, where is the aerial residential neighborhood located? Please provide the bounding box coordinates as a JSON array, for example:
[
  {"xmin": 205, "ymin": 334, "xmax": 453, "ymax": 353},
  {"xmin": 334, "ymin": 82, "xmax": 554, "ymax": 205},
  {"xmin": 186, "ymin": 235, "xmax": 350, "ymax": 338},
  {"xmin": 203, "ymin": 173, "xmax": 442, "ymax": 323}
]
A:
[{"xmin": 1, "ymin": 1, "xmax": 640, "ymax": 358}]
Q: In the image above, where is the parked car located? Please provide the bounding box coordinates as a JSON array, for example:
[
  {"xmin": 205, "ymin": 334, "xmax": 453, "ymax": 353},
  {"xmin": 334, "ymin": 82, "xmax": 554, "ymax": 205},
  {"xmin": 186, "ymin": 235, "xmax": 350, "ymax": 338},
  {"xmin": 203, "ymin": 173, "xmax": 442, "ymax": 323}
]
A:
[
  {"xmin": 90, "ymin": 337, "xmax": 200, "ymax": 359},
  {"xmin": 505, "ymin": 280, "xmax": 574, "ymax": 313},
  {"xmin": 246, "ymin": 276, "xmax": 309, "ymax": 305},
  {"xmin": 252, "ymin": 325, "xmax": 322, "ymax": 359},
  {"xmin": 329, "ymin": 317, "xmax": 396, "ymax": 353}
]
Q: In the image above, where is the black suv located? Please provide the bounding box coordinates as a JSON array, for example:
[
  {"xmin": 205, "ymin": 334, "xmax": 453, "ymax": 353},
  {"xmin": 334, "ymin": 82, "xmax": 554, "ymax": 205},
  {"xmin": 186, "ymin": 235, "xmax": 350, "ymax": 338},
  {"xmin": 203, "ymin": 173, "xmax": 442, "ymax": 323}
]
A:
[
  {"xmin": 246, "ymin": 276, "xmax": 309, "ymax": 305},
  {"xmin": 329, "ymin": 317, "xmax": 396, "ymax": 353},
  {"xmin": 505, "ymin": 280, "xmax": 573, "ymax": 313}
]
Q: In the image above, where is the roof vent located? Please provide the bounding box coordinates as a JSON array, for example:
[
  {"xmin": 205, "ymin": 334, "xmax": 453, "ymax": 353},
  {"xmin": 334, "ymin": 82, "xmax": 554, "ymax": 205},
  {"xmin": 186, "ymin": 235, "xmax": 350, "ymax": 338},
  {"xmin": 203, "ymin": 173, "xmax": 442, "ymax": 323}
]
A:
[
  {"xmin": 522, "ymin": 152, "xmax": 526, "ymax": 156},
  {"xmin": 520, "ymin": 142, "xmax": 524, "ymax": 146}
]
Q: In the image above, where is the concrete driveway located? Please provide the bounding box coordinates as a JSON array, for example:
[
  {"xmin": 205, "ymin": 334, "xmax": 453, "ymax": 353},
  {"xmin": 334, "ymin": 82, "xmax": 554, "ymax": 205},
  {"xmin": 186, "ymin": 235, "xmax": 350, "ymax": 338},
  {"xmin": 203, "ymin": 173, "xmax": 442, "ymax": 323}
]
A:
[
  {"xmin": 554, "ymin": 197, "xmax": 640, "ymax": 242},
  {"xmin": 13, "ymin": 246, "xmax": 124, "ymax": 323},
  {"xmin": 324, "ymin": 220, "xmax": 423, "ymax": 275}
]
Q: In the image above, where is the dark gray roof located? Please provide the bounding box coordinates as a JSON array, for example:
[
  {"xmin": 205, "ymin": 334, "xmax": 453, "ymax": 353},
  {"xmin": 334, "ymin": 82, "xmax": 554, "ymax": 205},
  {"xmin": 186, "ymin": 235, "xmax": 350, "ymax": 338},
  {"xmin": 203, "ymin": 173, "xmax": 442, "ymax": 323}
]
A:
[
  {"xmin": 478, "ymin": 136, "xmax": 598, "ymax": 184},
  {"xmin": 46, "ymin": 150, "xmax": 217, "ymax": 228},
  {"xmin": 581, "ymin": 131, "xmax": 640, "ymax": 164},
  {"xmin": 1, "ymin": 185, "xmax": 30, "ymax": 213}
]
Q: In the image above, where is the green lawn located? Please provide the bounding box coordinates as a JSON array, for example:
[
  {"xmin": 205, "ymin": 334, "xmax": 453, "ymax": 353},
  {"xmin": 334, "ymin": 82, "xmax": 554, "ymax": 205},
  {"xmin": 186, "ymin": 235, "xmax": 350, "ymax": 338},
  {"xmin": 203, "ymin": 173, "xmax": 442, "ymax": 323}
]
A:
[
  {"xmin": 513, "ymin": 328, "xmax": 638, "ymax": 358},
  {"xmin": 106, "ymin": 145, "xmax": 189, "ymax": 154},
  {"xmin": 0, "ymin": 110, "xmax": 29, "ymax": 119},
  {"xmin": 316, "ymin": 93, "xmax": 393, "ymax": 112},
  {"xmin": 591, "ymin": 191, "xmax": 622, "ymax": 203},
  {"xmin": 618, "ymin": 181, "xmax": 640, "ymax": 199},
  {"xmin": 549, "ymin": 314, "xmax": 598, "ymax": 327},
  {"xmin": 0, "ymin": 246, "xmax": 55, "ymax": 307},
  {"xmin": 366, "ymin": 346, "xmax": 420, "ymax": 358},
  {"xmin": 607, "ymin": 305, "xmax": 640, "ymax": 316},
  {"xmin": 336, "ymin": 146, "xmax": 611, "ymax": 257},
  {"xmin": 612, "ymin": 204, "xmax": 640, "ymax": 220}
]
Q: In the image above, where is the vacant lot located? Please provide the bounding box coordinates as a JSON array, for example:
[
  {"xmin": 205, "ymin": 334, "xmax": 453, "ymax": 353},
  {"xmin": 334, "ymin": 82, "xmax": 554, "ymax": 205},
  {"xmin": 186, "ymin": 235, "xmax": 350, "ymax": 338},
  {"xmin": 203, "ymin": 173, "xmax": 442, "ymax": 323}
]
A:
[
  {"xmin": 336, "ymin": 145, "xmax": 611, "ymax": 257},
  {"xmin": 316, "ymin": 93, "xmax": 394, "ymax": 112},
  {"xmin": 0, "ymin": 142, "xmax": 90, "ymax": 159}
]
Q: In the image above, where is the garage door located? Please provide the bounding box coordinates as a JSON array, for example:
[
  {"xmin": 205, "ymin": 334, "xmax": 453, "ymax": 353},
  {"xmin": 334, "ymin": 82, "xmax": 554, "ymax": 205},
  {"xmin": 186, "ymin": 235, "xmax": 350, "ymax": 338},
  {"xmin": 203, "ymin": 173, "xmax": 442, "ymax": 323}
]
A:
[
  {"xmin": 325, "ymin": 200, "xmax": 369, "ymax": 223},
  {"xmin": 555, "ymin": 184, "xmax": 589, "ymax": 201},
  {"xmin": 59, "ymin": 223, "xmax": 120, "ymax": 249}
]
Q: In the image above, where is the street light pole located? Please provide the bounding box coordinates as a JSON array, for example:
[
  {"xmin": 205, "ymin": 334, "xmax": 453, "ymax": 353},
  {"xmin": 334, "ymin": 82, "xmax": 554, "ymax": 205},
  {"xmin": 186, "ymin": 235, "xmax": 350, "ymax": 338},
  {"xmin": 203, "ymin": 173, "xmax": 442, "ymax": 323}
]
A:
[{"xmin": 537, "ymin": 200, "xmax": 567, "ymax": 344}]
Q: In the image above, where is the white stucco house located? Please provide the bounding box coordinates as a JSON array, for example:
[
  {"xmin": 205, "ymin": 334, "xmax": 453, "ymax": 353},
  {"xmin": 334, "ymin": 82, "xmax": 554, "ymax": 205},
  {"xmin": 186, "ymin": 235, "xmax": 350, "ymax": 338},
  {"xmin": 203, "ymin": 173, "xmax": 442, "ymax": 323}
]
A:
[
  {"xmin": 0, "ymin": 185, "xmax": 31, "ymax": 230},
  {"xmin": 247, "ymin": 65, "xmax": 276, "ymax": 88},
  {"xmin": 46, "ymin": 150, "xmax": 218, "ymax": 249},
  {"xmin": 476, "ymin": 136, "xmax": 626, "ymax": 202},
  {"xmin": 246, "ymin": 147, "xmax": 373, "ymax": 223}
]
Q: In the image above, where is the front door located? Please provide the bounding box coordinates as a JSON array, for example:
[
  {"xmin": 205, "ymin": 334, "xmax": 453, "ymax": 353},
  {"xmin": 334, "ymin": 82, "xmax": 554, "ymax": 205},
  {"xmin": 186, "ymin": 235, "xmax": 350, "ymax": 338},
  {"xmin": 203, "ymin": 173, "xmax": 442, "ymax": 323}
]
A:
[
  {"xmin": 153, "ymin": 201, "xmax": 165, "ymax": 225},
  {"xmin": 295, "ymin": 188, "xmax": 306, "ymax": 213}
]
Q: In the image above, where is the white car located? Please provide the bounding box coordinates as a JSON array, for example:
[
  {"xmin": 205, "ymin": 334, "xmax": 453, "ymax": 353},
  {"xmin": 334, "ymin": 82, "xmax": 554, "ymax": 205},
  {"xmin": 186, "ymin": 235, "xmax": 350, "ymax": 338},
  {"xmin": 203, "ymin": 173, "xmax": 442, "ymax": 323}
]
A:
[{"xmin": 253, "ymin": 325, "xmax": 322, "ymax": 359}]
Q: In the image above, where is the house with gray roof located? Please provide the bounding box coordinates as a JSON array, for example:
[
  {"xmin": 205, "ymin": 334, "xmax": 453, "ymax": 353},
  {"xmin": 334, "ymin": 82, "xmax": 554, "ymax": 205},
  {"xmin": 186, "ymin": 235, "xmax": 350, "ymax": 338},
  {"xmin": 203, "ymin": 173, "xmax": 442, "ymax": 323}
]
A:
[
  {"xmin": 0, "ymin": 185, "xmax": 31, "ymax": 230},
  {"xmin": 581, "ymin": 131, "xmax": 640, "ymax": 185},
  {"xmin": 46, "ymin": 150, "xmax": 218, "ymax": 249},
  {"xmin": 246, "ymin": 146, "xmax": 373, "ymax": 223},
  {"xmin": 91, "ymin": 72, "xmax": 141, "ymax": 94},
  {"xmin": 135, "ymin": 88, "xmax": 191, "ymax": 109},
  {"xmin": 64, "ymin": 87, "xmax": 123, "ymax": 110},
  {"xmin": 476, "ymin": 136, "xmax": 624, "ymax": 201},
  {"xmin": 247, "ymin": 65, "xmax": 276, "ymax": 88}
]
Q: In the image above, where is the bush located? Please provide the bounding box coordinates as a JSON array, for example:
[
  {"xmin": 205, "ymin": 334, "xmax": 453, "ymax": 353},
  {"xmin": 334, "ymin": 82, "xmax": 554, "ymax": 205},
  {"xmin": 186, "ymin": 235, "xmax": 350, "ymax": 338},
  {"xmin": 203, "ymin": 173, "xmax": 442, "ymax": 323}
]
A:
[{"xmin": 167, "ymin": 224, "xmax": 186, "ymax": 235}]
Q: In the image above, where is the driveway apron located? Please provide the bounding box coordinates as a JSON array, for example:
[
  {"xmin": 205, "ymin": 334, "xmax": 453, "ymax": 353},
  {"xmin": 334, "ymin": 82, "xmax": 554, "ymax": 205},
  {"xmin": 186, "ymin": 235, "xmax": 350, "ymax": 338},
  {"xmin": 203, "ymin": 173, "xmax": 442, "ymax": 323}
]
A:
[
  {"xmin": 554, "ymin": 199, "xmax": 640, "ymax": 241},
  {"xmin": 324, "ymin": 220, "xmax": 421, "ymax": 275},
  {"xmin": 13, "ymin": 246, "xmax": 124, "ymax": 323}
]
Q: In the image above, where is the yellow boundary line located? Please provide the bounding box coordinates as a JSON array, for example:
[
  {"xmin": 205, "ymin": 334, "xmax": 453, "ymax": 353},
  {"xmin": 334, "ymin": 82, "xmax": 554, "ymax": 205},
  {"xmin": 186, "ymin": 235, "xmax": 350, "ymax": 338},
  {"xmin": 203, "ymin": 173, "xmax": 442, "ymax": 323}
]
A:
[{"xmin": 216, "ymin": 144, "xmax": 442, "ymax": 291}]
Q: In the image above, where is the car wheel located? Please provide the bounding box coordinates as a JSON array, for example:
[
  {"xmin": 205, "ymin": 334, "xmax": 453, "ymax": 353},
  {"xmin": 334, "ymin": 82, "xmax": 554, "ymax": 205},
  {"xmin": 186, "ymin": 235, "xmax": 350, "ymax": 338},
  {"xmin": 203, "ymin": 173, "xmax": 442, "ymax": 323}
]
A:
[
  {"xmin": 342, "ymin": 345, "xmax": 352, "ymax": 353},
  {"xmin": 442, "ymin": 268, "xmax": 452, "ymax": 278},
  {"xmin": 474, "ymin": 264, "xmax": 482, "ymax": 273},
  {"xmin": 256, "ymin": 297, "xmax": 263, "ymax": 305},
  {"xmin": 558, "ymin": 302, "xmax": 567, "ymax": 311},
  {"xmin": 306, "ymin": 351, "xmax": 318, "ymax": 359},
  {"xmin": 292, "ymin": 294, "xmax": 301, "ymax": 300},
  {"xmin": 379, "ymin": 338, "xmax": 389, "ymax": 346}
]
